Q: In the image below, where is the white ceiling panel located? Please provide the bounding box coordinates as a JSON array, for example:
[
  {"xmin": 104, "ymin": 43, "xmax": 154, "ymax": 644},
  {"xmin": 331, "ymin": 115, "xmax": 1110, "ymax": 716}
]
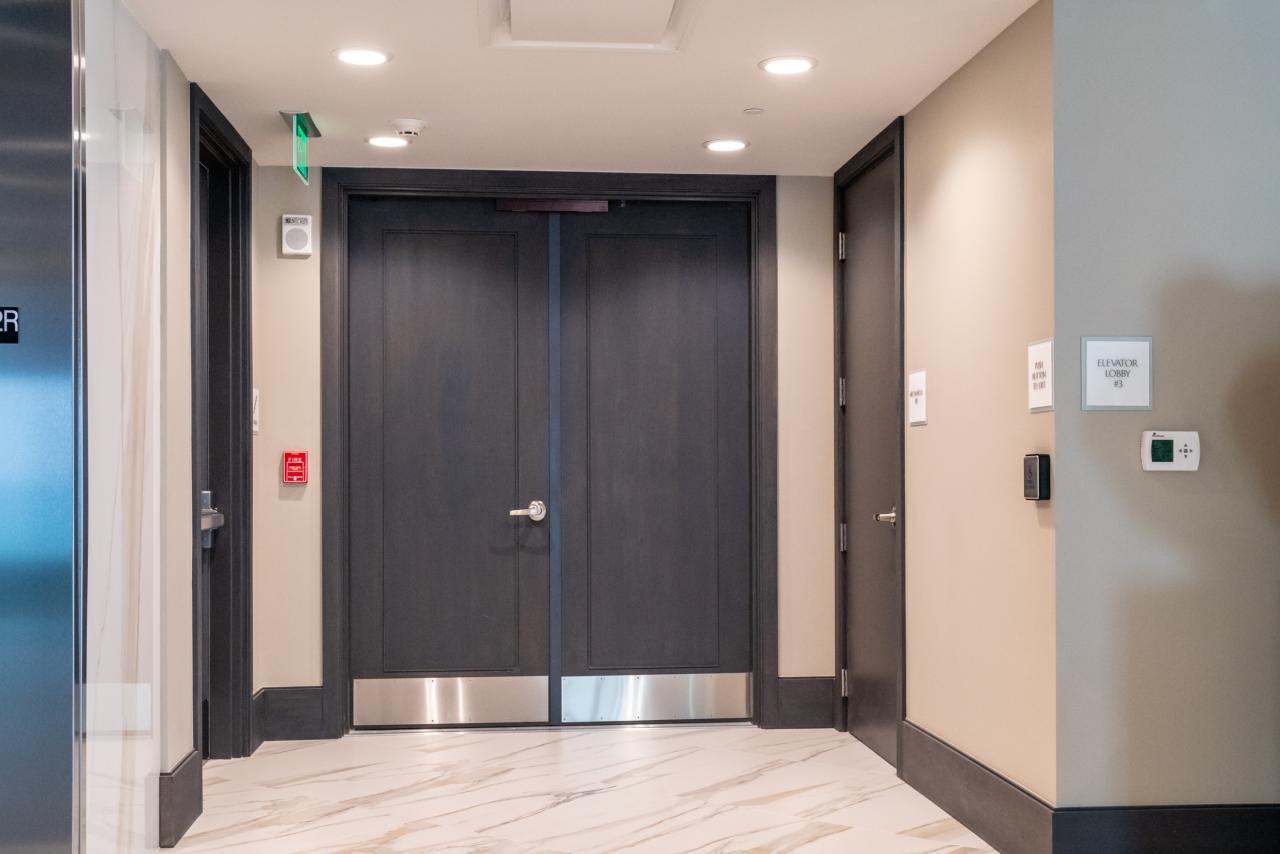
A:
[
  {"xmin": 124, "ymin": 0, "xmax": 1037, "ymax": 175},
  {"xmin": 508, "ymin": 0, "xmax": 678, "ymax": 44}
]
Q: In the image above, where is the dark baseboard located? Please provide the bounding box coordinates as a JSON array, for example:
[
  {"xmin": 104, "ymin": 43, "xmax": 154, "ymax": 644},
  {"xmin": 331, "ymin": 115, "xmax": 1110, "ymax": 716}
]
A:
[
  {"xmin": 1053, "ymin": 804, "xmax": 1280, "ymax": 854},
  {"xmin": 764, "ymin": 676, "xmax": 835, "ymax": 729},
  {"xmin": 901, "ymin": 722, "xmax": 1051, "ymax": 854},
  {"xmin": 157, "ymin": 748, "xmax": 202, "ymax": 848},
  {"xmin": 251, "ymin": 686, "xmax": 328, "ymax": 749},
  {"xmin": 249, "ymin": 689, "xmax": 266, "ymax": 754},
  {"xmin": 901, "ymin": 722, "xmax": 1280, "ymax": 854}
]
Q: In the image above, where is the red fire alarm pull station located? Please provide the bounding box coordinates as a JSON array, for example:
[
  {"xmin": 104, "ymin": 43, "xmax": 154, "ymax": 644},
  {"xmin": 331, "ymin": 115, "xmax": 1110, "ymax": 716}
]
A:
[{"xmin": 282, "ymin": 450, "xmax": 308, "ymax": 484}]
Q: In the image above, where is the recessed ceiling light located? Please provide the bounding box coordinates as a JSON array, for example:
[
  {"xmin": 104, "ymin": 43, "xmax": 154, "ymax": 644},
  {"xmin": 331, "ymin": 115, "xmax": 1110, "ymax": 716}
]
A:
[
  {"xmin": 368, "ymin": 136, "xmax": 409, "ymax": 148},
  {"xmin": 704, "ymin": 138, "xmax": 749, "ymax": 153},
  {"xmin": 336, "ymin": 48, "xmax": 390, "ymax": 66},
  {"xmin": 760, "ymin": 56, "xmax": 817, "ymax": 75},
  {"xmin": 743, "ymin": 107, "xmax": 765, "ymax": 116}
]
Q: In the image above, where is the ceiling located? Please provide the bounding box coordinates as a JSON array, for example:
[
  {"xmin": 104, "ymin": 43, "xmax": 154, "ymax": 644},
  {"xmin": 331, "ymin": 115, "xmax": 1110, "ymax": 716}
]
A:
[{"xmin": 126, "ymin": 0, "xmax": 1036, "ymax": 175}]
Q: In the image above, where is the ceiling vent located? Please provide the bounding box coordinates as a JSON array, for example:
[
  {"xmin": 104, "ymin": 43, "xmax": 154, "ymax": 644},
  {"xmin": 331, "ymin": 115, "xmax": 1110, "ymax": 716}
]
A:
[{"xmin": 479, "ymin": 0, "xmax": 694, "ymax": 53}]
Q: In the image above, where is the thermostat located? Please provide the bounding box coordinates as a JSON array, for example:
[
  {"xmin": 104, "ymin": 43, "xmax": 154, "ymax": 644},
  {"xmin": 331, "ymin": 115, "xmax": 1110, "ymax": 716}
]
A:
[{"xmin": 1140, "ymin": 431, "xmax": 1199, "ymax": 471}]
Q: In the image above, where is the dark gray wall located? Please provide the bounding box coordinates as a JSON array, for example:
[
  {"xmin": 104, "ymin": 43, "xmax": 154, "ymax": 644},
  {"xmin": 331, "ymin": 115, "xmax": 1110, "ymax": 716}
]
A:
[
  {"xmin": 1055, "ymin": 0, "xmax": 1280, "ymax": 808},
  {"xmin": 0, "ymin": 0, "xmax": 83, "ymax": 850}
]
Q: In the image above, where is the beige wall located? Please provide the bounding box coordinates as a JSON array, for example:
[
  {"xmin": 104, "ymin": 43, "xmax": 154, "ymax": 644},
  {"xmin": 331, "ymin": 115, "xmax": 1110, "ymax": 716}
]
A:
[
  {"xmin": 246, "ymin": 171, "xmax": 838, "ymax": 688},
  {"xmin": 251, "ymin": 166, "xmax": 325, "ymax": 690},
  {"xmin": 903, "ymin": 0, "xmax": 1056, "ymax": 802},
  {"xmin": 777, "ymin": 176, "xmax": 836, "ymax": 677},
  {"xmin": 160, "ymin": 50, "xmax": 194, "ymax": 772},
  {"xmin": 1053, "ymin": 0, "xmax": 1280, "ymax": 807}
]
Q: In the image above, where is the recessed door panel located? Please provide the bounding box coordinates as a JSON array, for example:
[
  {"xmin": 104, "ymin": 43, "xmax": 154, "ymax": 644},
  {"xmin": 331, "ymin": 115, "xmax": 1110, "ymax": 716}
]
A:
[{"xmin": 380, "ymin": 230, "xmax": 522, "ymax": 672}]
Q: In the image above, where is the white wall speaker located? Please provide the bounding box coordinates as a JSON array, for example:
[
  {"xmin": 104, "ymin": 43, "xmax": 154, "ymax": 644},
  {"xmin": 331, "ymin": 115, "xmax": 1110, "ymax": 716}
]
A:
[{"xmin": 281, "ymin": 214, "xmax": 313, "ymax": 257}]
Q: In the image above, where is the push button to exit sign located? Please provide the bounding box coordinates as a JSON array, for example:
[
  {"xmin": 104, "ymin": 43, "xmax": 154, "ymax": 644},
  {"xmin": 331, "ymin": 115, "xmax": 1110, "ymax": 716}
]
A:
[{"xmin": 0, "ymin": 307, "xmax": 18, "ymax": 343}]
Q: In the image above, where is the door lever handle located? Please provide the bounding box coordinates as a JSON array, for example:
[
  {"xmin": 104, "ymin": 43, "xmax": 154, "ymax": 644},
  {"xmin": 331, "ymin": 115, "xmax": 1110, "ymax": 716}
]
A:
[
  {"xmin": 873, "ymin": 507, "xmax": 897, "ymax": 527},
  {"xmin": 509, "ymin": 500, "xmax": 548, "ymax": 522}
]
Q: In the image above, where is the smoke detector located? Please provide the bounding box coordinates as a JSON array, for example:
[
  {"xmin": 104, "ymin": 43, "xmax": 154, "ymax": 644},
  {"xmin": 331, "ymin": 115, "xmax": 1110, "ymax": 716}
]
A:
[{"xmin": 392, "ymin": 118, "xmax": 427, "ymax": 139}]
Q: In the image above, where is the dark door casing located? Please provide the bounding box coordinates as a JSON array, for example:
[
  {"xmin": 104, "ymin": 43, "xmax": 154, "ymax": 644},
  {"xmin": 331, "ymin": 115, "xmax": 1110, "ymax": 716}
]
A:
[
  {"xmin": 837, "ymin": 121, "xmax": 906, "ymax": 766},
  {"xmin": 322, "ymin": 170, "xmax": 777, "ymax": 735}
]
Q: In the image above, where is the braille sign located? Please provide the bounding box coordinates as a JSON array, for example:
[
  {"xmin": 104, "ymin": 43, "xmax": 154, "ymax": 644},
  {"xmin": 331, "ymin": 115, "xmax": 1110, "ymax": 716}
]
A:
[{"xmin": 908, "ymin": 370, "xmax": 927, "ymax": 426}]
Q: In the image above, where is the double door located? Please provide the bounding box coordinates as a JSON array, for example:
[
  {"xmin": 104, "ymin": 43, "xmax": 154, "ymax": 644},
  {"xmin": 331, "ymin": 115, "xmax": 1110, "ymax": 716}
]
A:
[{"xmin": 347, "ymin": 196, "xmax": 752, "ymax": 726}]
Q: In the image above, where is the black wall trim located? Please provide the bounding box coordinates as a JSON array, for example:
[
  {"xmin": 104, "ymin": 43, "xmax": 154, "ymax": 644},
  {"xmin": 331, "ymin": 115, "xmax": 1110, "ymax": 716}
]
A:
[
  {"xmin": 322, "ymin": 169, "xmax": 778, "ymax": 736},
  {"xmin": 1054, "ymin": 804, "xmax": 1280, "ymax": 854},
  {"xmin": 764, "ymin": 677, "xmax": 834, "ymax": 729},
  {"xmin": 157, "ymin": 749, "xmax": 203, "ymax": 848},
  {"xmin": 251, "ymin": 687, "xmax": 327, "ymax": 747},
  {"xmin": 901, "ymin": 722, "xmax": 1051, "ymax": 854},
  {"xmin": 902, "ymin": 722, "xmax": 1280, "ymax": 854}
]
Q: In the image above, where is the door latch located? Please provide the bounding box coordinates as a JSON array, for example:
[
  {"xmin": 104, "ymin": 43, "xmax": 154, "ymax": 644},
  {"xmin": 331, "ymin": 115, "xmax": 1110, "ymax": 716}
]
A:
[{"xmin": 200, "ymin": 490, "xmax": 226, "ymax": 549}]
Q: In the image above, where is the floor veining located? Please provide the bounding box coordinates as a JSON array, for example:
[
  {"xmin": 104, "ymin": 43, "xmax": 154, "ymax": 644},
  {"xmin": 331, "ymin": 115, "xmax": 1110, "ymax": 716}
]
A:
[{"xmin": 176, "ymin": 726, "xmax": 995, "ymax": 853}]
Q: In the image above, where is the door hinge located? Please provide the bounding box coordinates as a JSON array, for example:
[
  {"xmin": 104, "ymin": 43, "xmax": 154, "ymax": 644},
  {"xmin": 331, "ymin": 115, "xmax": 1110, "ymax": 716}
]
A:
[
  {"xmin": 837, "ymin": 231, "xmax": 847, "ymax": 261},
  {"xmin": 840, "ymin": 668, "xmax": 849, "ymax": 698},
  {"xmin": 839, "ymin": 522, "xmax": 848, "ymax": 553},
  {"xmin": 838, "ymin": 377, "xmax": 846, "ymax": 408}
]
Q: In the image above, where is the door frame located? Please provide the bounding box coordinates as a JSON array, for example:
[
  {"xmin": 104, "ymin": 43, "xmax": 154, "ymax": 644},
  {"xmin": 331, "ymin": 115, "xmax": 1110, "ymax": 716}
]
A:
[
  {"xmin": 190, "ymin": 84, "xmax": 254, "ymax": 758},
  {"xmin": 832, "ymin": 119, "xmax": 907, "ymax": 762},
  {"xmin": 319, "ymin": 169, "xmax": 779, "ymax": 735}
]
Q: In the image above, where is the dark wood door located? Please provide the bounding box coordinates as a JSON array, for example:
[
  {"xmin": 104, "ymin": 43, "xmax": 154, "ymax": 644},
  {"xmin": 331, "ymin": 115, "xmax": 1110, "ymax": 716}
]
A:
[
  {"xmin": 559, "ymin": 202, "xmax": 753, "ymax": 719},
  {"xmin": 193, "ymin": 128, "xmax": 252, "ymax": 760},
  {"xmin": 347, "ymin": 197, "xmax": 550, "ymax": 724},
  {"xmin": 839, "ymin": 144, "xmax": 905, "ymax": 764}
]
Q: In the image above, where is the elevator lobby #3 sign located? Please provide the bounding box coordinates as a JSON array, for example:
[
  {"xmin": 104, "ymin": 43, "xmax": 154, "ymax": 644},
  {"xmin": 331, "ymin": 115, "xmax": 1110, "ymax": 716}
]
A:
[{"xmin": 1081, "ymin": 336, "xmax": 1152, "ymax": 410}]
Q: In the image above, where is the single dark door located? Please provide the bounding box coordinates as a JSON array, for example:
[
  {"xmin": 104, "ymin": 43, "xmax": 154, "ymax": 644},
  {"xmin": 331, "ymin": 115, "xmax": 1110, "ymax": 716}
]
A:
[
  {"xmin": 838, "ymin": 129, "xmax": 905, "ymax": 765},
  {"xmin": 192, "ymin": 91, "xmax": 253, "ymax": 760},
  {"xmin": 348, "ymin": 197, "xmax": 551, "ymax": 726},
  {"xmin": 559, "ymin": 202, "xmax": 754, "ymax": 723}
]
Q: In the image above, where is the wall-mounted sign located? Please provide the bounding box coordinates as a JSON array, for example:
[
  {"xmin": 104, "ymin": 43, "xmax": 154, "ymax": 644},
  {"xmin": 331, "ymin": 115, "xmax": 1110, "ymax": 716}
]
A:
[
  {"xmin": 0, "ymin": 307, "xmax": 18, "ymax": 343},
  {"xmin": 282, "ymin": 450, "xmax": 309, "ymax": 484},
  {"xmin": 908, "ymin": 370, "xmax": 927, "ymax": 426},
  {"xmin": 1081, "ymin": 336, "xmax": 1152, "ymax": 410},
  {"xmin": 1028, "ymin": 338, "xmax": 1053, "ymax": 412},
  {"xmin": 292, "ymin": 114, "xmax": 309, "ymax": 185},
  {"xmin": 280, "ymin": 111, "xmax": 321, "ymax": 186}
]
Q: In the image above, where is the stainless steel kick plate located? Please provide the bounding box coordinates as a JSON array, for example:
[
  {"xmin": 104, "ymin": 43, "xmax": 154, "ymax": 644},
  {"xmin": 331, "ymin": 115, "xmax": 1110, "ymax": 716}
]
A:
[
  {"xmin": 353, "ymin": 676, "xmax": 549, "ymax": 727},
  {"xmin": 561, "ymin": 672, "xmax": 752, "ymax": 723}
]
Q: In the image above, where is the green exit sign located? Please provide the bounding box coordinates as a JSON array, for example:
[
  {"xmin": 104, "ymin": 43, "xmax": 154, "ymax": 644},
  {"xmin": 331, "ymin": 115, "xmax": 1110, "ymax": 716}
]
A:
[
  {"xmin": 293, "ymin": 113, "xmax": 308, "ymax": 185},
  {"xmin": 283, "ymin": 111, "xmax": 320, "ymax": 185}
]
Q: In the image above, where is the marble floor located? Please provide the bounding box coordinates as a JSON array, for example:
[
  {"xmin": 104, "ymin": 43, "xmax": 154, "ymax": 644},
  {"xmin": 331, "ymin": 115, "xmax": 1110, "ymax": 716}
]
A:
[{"xmin": 177, "ymin": 725, "xmax": 995, "ymax": 853}]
